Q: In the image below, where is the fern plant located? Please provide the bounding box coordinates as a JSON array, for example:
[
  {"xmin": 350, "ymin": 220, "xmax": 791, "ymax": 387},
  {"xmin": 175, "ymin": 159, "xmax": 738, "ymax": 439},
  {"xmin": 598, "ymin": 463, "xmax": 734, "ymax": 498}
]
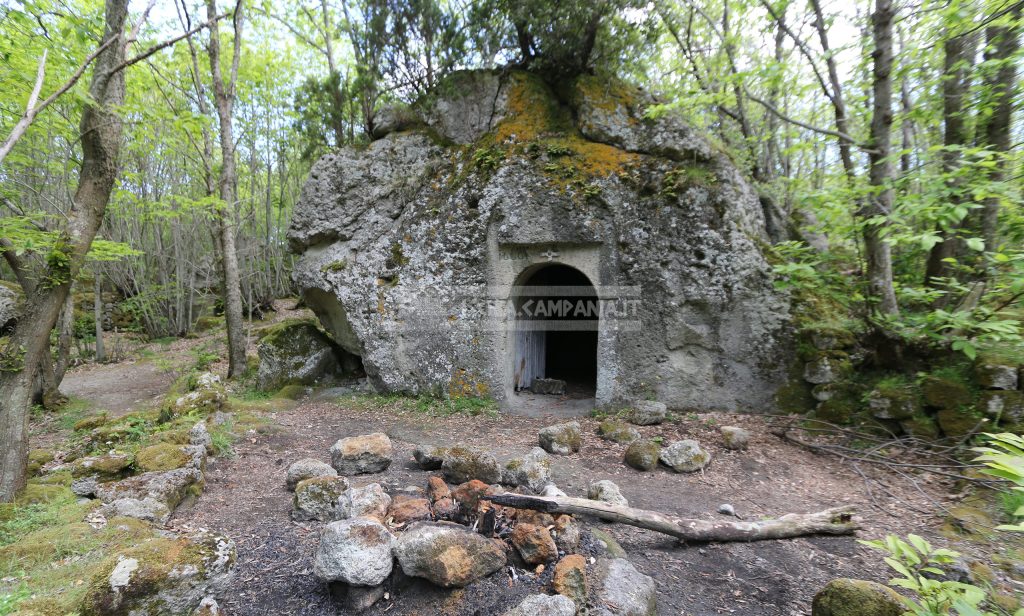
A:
[{"xmin": 972, "ymin": 432, "xmax": 1024, "ymax": 532}]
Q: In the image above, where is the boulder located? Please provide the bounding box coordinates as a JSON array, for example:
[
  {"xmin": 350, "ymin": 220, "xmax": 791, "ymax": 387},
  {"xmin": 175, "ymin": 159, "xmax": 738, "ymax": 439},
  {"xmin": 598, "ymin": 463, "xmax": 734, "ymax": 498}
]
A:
[
  {"xmin": 413, "ymin": 445, "xmax": 448, "ymax": 470},
  {"xmin": 976, "ymin": 362, "xmax": 1019, "ymax": 390},
  {"xmin": 867, "ymin": 387, "xmax": 920, "ymax": 421},
  {"xmin": 589, "ymin": 528, "xmax": 627, "ymax": 558},
  {"xmin": 451, "ymin": 479, "xmax": 491, "ymax": 513},
  {"xmin": 338, "ymin": 483, "xmax": 392, "ymax": 521},
  {"xmin": 597, "ymin": 420, "xmax": 640, "ymax": 444},
  {"xmin": 502, "ymin": 594, "xmax": 576, "ymax": 616},
  {"xmin": 921, "ymin": 376, "xmax": 973, "ymax": 409},
  {"xmin": 810, "ymin": 578, "xmax": 904, "ymax": 616},
  {"xmin": 426, "ymin": 476, "xmax": 451, "ymax": 502},
  {"xmin": 937, "ymin": 408, "xmax": 985, "ymax": 439},
  {"xmin": 588, "ymin": 480, "xmax": 628, "ymax": 507},
  {"xmin": 659, "ymin": 440, "xmax": 711, "ymax": 473},
  {"xmin": 502, "ymin": 447, "xmax": 552, "ymax": 493},
  {"xmin": 629, "ymin": 401, "xmax": 666, "ymax": 426},
  {"xmin": 392, "ymin": 522, "xmax": 507, "ymax": 587},
  {"xmin": 590, "ymin": 558, "xmax": 657, "ymax": 616},
  {"xmin": 330, "ymin": 433, "xmax": 392, "ymax": 475},
  {"xmin": 532, "ymin": 378, "xmax": 566, "ymax": 395},
  {"xmin": 538, "ymin": 422, "xmax": 582, "ymax": 455},
  {"xmin": 313, "ymin": 518, "xmax": 394, "ymax": 586},
  {"xmin": 256, "ymin": 320, "xmax": 355, "ymax": 391},
  {"xmin": 80, "ymin": 530, "xmax": 235, "ymax": 616},
  {"xmin": 553, "ymin": 554, "xmax": 588, "ymax": 606},
  {"xmin": 900, "ymin": 415, "xmax": 941, "ymax": 440},
  {"xmin": 95, "ymin": 467, "xmax": 203, "ymax": 524},
  {"xmin": 624, "ymin": 440, "xmax": 661, "ymax": 471},
  {"xmin": 510, "ymin": 523, "xmax": 558, "ymax": 565},
  {"xmin": 720, "ymin": 426, "xmax": 750, "ymax": 451},
  {"xmin": 286, "ymin": 458, "xmax": 338, "ymax": 491},
  {"xmin": 441, "ymin": 447, "xmax": 502, "ymax": 484},
  {"xmin": 542, "ymin": 484, "xmax": 568, "ymax": 498},
  {"xmin": 372, "ymin": 103, "xmax": 423, "ymax": 139},
  {"xmin": 172, "ymin": 372, "xmax": 226, "ymax": 416},
  {"xmin": 338, "ymin": 584, "xmax": 387, "ymax": 613},
  {"xmin": 293, "ymin": 476, "xmax": 350, "ymax": 522}
]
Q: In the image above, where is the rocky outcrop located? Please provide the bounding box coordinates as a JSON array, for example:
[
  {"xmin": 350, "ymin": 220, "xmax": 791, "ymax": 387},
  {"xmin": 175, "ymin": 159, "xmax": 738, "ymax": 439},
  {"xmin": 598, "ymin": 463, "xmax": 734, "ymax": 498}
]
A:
[{"xmin": 289, "ymin": 69, "xmax": 790, "ymax": 412}]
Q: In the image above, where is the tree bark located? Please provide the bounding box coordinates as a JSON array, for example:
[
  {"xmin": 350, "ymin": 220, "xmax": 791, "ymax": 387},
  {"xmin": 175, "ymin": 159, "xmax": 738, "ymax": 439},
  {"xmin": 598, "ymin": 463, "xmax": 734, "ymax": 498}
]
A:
[
  {"xmin": 924, "ymin": 24, "xmax": 975, "ymax": 289},
  {"xmin": 485, "ymin": 494, "xmax": 859, "ymax": 542},
  {"xmin": 976, "ymin": 4, "xmax": 1021, "ymax": 255},
  {"xmin": 206, "ymin": 0, "xmax": 248, "ymax": 378},
  {"xmin": 0, "ymin": 0, "xmax": 128, "ymax": 502},
  {"xmin": 863, "ymin": 0, "xmax": 899, "ymax": 315}
]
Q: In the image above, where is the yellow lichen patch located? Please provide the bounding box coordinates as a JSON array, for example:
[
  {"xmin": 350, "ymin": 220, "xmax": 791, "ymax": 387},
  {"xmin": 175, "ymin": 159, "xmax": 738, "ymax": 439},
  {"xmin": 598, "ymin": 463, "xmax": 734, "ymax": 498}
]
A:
[
  {"xmin": 492, "ymin": 72, "xmax": 572, "ymax": 144},
  {"xmin": 569, "ymin": 139, "xmax": 639, "ymax": 178},
  {"xmin": 448, "ymin": 368, "xmax": 490, "ymax": 399},
  {"xmin": 135, "ymin": 443, "xmax": 189, "ymax": 473}
]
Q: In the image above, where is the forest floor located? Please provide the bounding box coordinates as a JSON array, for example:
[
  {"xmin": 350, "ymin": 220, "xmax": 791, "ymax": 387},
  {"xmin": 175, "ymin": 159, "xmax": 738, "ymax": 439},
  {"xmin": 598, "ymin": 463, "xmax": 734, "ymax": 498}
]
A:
[{"xmin": 31, "ymin": 304, "xmax": 1024, "ymax": 616}]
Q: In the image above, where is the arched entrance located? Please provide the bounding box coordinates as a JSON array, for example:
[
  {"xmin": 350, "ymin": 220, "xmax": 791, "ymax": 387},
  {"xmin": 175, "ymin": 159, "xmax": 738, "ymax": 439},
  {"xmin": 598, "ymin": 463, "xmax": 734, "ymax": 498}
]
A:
[{"xmin": 512, "ymin": 263, "xmax": 598, "ymax": 396}]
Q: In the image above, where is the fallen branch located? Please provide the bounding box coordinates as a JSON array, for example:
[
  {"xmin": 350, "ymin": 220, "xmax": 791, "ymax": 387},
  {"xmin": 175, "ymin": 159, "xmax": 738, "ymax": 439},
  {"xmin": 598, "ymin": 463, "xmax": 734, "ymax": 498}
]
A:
[{"xmin": 484, "ymin": 493, "xmax": 859, "ymax": 543}]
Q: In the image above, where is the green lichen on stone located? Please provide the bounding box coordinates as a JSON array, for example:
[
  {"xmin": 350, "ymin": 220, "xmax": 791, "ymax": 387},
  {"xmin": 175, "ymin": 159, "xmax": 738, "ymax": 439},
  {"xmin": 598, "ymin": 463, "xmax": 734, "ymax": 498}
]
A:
[
  {"xmin": 899, "ymin": 414, "xmax": 940, "ymax": 440},
  {"xmin": 71, "ymin": 453, "xmax": 134, "ymax": 480},
  {"xmin": 256, "ymin": 317, "xmax": 321, "ymax": 346},
  {"xmin": 775, "ymin": 367, "xmax": 816, "ymax": 415},
  {"xmin": 27, "ymin": 449, "xmax": 54, "ymax": 476},
  {"xmin": 624, "ymin": 439, "xmax": 661, "ymax": 471},
  {"xmin": 15, "ymin": 483, "xmax": 74, "ymax": 506},
  {"xmin": 320, "ymin": 259, "xmax": 348, "ymax": 273},
  {"xmin": 589, "ymin": 527, "xmax": 627, "ymax": 558},
  {"xmin": 597, "ymin": 419, "xmax": 639, "ymax": 444},
  {"xmin": 811, "ymin": 578, "xmax": 903, "ymax": 616},
  {"xmin": 276, "ymin": 384, "xmax": 308, "ymax": 400},
  {"xmin": 921, "ymin": 373, "xmax": 974, "ymax": 409},
  {"xmin": 135, "ymin": 443, "xmax": 189, "ymax": 473},
  {"xmin": 74, "ymin": 413, "xmax": 108, "ymax": 432},
  {"xmin": 937, "ymin": 407, "xmax": 986, "ymax": 439}
]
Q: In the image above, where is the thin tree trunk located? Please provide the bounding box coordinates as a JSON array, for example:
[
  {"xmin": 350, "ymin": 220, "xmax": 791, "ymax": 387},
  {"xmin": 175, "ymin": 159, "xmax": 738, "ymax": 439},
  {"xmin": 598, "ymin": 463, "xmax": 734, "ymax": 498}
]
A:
[
  {"xmin": 0, "ymin": 0, "xmax": 128, "ymax": 502},
  {"xmin": 206, "ymin": 0, "xmax": 248, "ymax": 378},
  {"xmin": 486, "ymin": 494, "xmax": 859, "ymax": 542},
  {"xmin": 94, "ymin": 268, "xmax": 105, "ymax": 362},
  {"xmin": 862, "ymin": 0, "xmax": 899, "ymax": 316}
]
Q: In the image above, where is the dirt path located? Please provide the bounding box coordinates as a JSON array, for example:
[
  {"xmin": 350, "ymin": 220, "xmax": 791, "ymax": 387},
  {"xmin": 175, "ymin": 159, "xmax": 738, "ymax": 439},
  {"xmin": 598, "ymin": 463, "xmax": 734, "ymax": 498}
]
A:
[
  {"xmin": 172, "ymin": 399, "xmax": 950, "ymax": 616},
  {"xmin": 60, "ymin": 360, "xmax": 175, "ymax": 416}
]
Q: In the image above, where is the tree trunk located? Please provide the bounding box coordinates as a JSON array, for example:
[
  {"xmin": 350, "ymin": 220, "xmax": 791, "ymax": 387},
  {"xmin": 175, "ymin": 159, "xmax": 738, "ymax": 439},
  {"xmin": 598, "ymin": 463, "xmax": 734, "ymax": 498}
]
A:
[
  {"xmin": 94, "ymin": 269, "xmax": 105, "ymax": 362},
  {"xmin": 485, "ymin": 494, "xmax": 859, "ymax": 542},
  {"xmin": 206, "ymin": 0, "xmax": 248, "ymax": 378},
  {"xmin": 977, "ymin": 4, "xmax": 1021, "ymax": 255},
  {"xmin": 924, "ymin": 24, "xmax": 975, "ymax": 289},
  {"xmin": 863, "ymin": 0, "xmax": 899, "ymax": 316},
  {"xmin": 0, "ymin": 0, "xmax": 128, "ymax": 502}
]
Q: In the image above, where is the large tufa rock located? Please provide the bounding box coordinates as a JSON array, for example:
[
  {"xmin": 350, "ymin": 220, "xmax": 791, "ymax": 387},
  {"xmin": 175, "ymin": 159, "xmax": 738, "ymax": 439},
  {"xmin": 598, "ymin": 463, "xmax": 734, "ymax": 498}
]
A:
[
  {"xmin": 256, "ymin": 320, "xmax": 358, "ymax": 391},
  {"xmin": 313, "ymin": 518, "xmax": 395, "ymax": 586},
  {"xmin": 441, "ymin": 446, "xmax": 502, "ymax": 484},
  {"xmin": 588, "ymin": 480, "xmax": 628, "ymax": 507},
  {"xmin": 330, "ymin": 433, "xmax": 392, "ymax": 475},
  {"xmin": 286, "ymin": 458, "xmax": 338, "ymax": 491},
  {"xmin": 288, "ymin": 69, "xmax": 790, "ymax": 414},
  {"xmin": 80, "ymin": 530, "xmax": 235, "ymax": 616},
  {"xmin": 811, "ymin": 578, "xmax": 904, "ymax": 616},
  {"xmin": 293, "ymin": 476, "xmax": 350, "ymax": 522},
  {"xmin": 502, "ymin": 594, "xmax": 576, "ymax": 616},
  {"xmin": 501, "ymin": 447, "xmax": 552, "ymax": 493},
  {"xmin": 629, "ymin": 401, "xmax": 666, "ymax": 426},
  {"xmin": 659, "ymin": 439, "xmax": 711, "ymax": 473},
  {"xmin": 392, "ymin": 522, "xmax": 507, "ymax": 587},
  {"xmin": 539, "ymin": 422, "xmax": 582, "ymax": 455},
  {"xmin": 590, "ymin": 558, "xmax": 657, "ymax": 616}
]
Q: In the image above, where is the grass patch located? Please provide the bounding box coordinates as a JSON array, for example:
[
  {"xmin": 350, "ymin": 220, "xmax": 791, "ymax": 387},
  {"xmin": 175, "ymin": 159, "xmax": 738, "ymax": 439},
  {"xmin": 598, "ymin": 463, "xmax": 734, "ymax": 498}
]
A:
[{"xmin": 999, "ymin": 490, "xmax": 1024, "ymax": 523}]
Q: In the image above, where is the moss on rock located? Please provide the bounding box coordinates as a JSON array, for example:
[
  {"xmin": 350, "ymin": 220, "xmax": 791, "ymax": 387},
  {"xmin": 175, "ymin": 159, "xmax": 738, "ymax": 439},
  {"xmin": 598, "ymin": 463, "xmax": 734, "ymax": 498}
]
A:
[
  {"xmin": 937, "ymin": 408, "xmax": 986, "ymax": 439},
  {"xmin": 16, "ymin": 483, "xmax": 74, "ymax": 506},
  {"xmin": 135, "ymin": 443, "xmax": 190, "ymax": 473},
  {"xmin": 597, "ymin": 419, "xmax": 640, "ymax": 444},
  {"xmin": 811, "ymin": 578, "xmax": 904, "ymax": 616},
  {"xmin": 27, "ymin": 449, "xmax": 54, "ymax": 476},
  {"xmin": 624, "ymin": 439, "xmax": 661, "ymax": 471},
  {"xmin": 921, "ymin": 375, "xmax": 973, "ymax": 409},
  {"xmin": 74, "ymin": 413, "xmax": 108, "ymax": 432}
]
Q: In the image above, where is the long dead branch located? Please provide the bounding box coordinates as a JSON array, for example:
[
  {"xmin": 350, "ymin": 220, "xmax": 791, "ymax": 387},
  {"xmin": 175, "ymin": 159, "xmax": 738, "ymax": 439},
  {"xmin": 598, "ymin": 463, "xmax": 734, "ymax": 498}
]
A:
[{"xmin": 485, "ymin": 494, "xmax": 859, "ymax": 542}]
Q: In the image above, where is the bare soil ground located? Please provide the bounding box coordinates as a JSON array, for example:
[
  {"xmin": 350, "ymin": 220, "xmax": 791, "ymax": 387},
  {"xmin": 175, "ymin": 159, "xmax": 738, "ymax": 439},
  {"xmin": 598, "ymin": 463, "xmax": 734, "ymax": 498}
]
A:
[
  {"xmin": 61, "ymin": 360, "xmax": 175, "ymax": 415},
  {"xmin": 170, "ymin": 398, "xmax": 967, "ymax": 616}
]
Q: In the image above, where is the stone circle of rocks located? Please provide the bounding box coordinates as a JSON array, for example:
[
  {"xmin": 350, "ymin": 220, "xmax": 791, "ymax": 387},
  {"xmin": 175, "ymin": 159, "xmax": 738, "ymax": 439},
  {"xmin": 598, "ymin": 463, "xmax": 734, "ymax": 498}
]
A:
[{"xmin": 298, "ymin": 434, "xmax": 657, "ymax": 614}]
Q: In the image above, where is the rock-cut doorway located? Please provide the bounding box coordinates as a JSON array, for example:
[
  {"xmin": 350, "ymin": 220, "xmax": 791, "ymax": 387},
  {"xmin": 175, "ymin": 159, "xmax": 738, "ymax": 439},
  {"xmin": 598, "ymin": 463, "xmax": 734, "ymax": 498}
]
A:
[{"xmin": 512, "ymin": 263, "xmax": 598, "ymax": 397}]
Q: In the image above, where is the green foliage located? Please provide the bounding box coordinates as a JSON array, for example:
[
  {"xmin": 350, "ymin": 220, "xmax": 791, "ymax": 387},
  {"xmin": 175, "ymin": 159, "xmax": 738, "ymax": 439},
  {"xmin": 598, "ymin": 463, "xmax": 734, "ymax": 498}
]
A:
[
  {"xmin": 973, "ymin": 433, "xmax": 1024, "ymax": 532},
  {"xmin": 859, "ymin": 535, "xmax": 1002, "ymax": 616},
  {"xmin": 472, "ymin": 146, "xmax": 505, "ymax": 172}
]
